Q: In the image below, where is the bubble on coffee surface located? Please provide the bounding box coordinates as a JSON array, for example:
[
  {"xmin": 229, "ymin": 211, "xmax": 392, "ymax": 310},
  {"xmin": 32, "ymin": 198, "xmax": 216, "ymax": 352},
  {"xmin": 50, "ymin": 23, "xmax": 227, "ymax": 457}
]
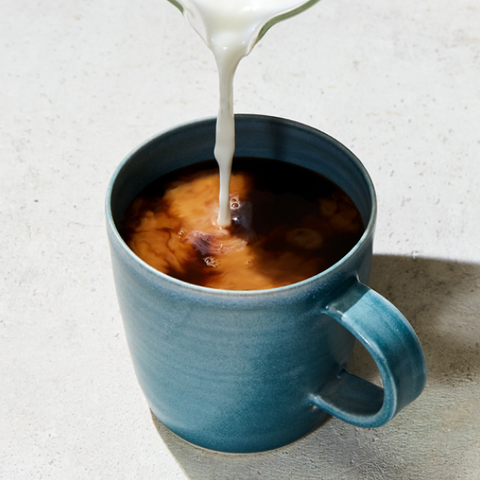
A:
[
  {"xmin": 204, "ymin": 256, "xmax": 219, "ymax": 268},
  {"xmin": 120, "ymin": 158, "xmax": 364, "ymax": 291},
  {"xmin": 230, "ymin": 196, "xmax": 241, "ymax": 210}
]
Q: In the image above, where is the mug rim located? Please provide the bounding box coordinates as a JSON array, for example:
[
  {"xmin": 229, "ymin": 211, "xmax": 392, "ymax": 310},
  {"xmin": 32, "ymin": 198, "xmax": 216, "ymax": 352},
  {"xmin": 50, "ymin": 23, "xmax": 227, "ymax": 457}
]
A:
[{"xmin": 106, "ymin": 114, "xmax": 377, "ymax": 296}]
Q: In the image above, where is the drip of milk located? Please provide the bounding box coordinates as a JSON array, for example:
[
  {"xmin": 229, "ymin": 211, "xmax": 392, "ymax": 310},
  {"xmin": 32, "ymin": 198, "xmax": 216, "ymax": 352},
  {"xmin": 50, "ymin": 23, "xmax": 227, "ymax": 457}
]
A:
[{"xmin": 174, "ymin": 0, "xmax": 317, "ymax": 226}]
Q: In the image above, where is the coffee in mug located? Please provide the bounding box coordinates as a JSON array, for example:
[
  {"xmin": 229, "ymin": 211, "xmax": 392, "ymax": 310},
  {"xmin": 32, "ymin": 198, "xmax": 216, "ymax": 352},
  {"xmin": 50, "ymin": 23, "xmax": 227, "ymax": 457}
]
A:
[{"xmin": 120, "ymin": 158, "xmax": 364, "ymax": 290}]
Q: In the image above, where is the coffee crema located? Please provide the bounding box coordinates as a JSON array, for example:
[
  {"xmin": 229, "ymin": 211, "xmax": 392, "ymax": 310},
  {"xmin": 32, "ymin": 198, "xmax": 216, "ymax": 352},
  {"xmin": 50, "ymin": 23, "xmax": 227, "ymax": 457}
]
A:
[{"xmin": 120, "ymin": 158, "xmax": 364, "ymax": 291}]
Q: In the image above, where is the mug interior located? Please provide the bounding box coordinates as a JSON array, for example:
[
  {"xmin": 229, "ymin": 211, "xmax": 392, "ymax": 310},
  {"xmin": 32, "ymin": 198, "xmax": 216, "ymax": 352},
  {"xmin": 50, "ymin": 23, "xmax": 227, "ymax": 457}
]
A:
[{"xmin": 108, "ymin": 114, "xmax": 376, "ymax": 268}]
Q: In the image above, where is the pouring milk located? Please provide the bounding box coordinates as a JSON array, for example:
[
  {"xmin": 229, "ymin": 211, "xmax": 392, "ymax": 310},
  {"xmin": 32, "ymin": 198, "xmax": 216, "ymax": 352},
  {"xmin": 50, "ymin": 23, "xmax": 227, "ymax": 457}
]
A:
[{"xmin": 169, "ymin": 0, "xmax": 320, "ymax": 225}]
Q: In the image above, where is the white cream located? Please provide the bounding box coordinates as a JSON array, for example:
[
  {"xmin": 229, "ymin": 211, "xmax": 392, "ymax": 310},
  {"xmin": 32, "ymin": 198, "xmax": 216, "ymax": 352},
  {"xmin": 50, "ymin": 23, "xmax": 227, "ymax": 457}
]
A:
[{"xmin": 177, "ymin": 0, "xmax": 315, "ymax": 226}]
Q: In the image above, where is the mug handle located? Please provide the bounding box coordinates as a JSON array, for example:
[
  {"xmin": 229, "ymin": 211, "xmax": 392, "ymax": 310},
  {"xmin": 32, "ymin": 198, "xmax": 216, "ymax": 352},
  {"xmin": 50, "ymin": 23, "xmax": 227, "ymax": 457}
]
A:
[{"xmin": 310, "ymin": 280, "xmax": 427, "ymax": 428}]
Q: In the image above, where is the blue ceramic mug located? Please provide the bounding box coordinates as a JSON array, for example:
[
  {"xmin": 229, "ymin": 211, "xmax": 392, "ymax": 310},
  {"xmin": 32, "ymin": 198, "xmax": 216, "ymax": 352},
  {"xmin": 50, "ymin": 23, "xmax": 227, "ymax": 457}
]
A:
[{"xmin": 106, "ymin": 115, "xmax": 427, "ymax": 453}]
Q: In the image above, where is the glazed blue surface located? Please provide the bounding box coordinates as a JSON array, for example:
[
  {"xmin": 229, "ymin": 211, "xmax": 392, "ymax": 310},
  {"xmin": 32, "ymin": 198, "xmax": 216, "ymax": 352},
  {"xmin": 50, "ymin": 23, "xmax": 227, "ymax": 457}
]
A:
[{"xmin": 106, "ymin": 115, "xmax": 427, "ymax": 453}]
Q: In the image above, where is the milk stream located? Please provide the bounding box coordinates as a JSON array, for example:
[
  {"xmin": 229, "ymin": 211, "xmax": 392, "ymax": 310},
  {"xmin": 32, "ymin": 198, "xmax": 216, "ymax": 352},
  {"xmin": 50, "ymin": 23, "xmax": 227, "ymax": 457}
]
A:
[{"xmin": 173, "ymin": 0, "xmax": 317, "ymax": 226}]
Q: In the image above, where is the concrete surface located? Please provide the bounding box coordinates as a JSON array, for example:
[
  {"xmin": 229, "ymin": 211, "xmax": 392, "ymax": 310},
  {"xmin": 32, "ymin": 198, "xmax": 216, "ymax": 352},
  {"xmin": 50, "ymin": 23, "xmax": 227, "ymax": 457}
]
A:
[{"xmin": 1, "ymin": 0, "xmax": 480, "ymax": 478}]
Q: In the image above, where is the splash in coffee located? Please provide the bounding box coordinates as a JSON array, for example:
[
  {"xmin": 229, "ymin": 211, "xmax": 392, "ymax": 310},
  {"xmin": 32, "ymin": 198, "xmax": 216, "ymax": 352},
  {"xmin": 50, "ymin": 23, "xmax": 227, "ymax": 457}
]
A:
[{"xmin": 120, "ymin": 158, "xmax": 364, "ymax": 290}]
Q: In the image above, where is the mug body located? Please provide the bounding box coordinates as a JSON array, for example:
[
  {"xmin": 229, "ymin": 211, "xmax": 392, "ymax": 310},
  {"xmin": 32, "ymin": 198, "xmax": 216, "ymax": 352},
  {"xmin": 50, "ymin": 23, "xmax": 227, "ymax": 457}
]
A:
[{"xmin": 106, "ymin": 115, "xmax": 376, "ymax": 453}]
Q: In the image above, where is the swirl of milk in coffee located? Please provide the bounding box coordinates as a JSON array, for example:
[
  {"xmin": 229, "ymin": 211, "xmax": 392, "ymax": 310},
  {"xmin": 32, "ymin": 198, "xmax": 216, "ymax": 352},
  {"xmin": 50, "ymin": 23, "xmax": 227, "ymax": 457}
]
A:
[{"xmin": 170, "ymin": 0, "xmax": 320, "ymax": 225}]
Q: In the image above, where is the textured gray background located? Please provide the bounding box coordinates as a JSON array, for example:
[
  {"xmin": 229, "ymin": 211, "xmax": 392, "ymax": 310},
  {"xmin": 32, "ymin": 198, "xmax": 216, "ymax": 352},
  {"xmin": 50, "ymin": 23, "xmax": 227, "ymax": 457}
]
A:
[{"xmin": 1, "ymin": 0, "xmax": 479, "ymax": 478}]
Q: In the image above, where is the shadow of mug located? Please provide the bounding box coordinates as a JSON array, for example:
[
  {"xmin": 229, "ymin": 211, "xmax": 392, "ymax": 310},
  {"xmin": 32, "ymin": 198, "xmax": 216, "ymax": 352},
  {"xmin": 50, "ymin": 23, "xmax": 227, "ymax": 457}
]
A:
[
  {"xmin": 150, "ymin": 255, "xmax": 480, "ymax": 480},
  {"xmin": 350, "ymin": 255, "xmax": 480, "ymax": 385}
]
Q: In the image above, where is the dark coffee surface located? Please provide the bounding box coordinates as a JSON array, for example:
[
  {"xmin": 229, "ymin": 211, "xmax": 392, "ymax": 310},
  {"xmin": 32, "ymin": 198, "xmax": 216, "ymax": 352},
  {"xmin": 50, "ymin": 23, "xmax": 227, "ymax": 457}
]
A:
[{"xmin": 120, "ymin": 158, "xmax": 364, "ymax": 290}]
